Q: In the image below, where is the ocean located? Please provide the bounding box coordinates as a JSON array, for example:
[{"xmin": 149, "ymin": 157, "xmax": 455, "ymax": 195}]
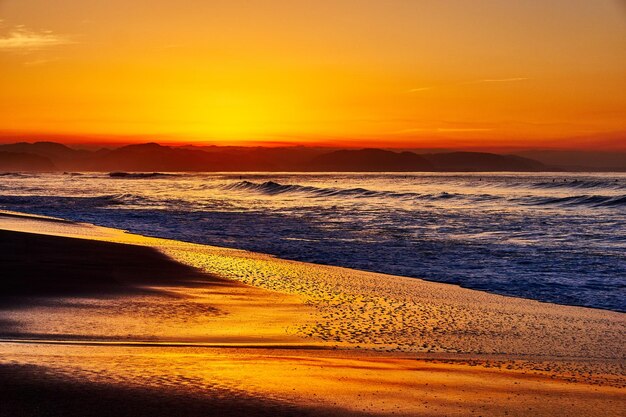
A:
[{"xmin": 1, "ymin": 171, "xmax": 624, "ymax": 312}]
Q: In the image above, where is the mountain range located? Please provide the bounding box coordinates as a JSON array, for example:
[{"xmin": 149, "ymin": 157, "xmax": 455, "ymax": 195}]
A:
[{"xmin": 0, "ymin": 141, "xmax": 623, "ymax": 172}]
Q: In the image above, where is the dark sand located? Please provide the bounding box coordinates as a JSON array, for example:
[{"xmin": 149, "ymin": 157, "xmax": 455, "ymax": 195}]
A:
[
  {"xmin": 0, "ymin": 229, "xmax": 231, "ymax": 302},
  {"xmin": 0, "ymin": 362, "xmax": 328, "ymax": 417}
]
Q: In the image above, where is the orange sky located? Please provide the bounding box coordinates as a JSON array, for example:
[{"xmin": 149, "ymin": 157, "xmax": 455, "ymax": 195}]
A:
[{"xmin": 1, "ymin": 0, "xmax": 625, "ymax": 149}]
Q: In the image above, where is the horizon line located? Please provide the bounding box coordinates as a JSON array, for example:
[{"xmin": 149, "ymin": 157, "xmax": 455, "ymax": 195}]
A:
[{"xmin": 1, "ymin": 138, "xmax": 626, "ymax": 154}]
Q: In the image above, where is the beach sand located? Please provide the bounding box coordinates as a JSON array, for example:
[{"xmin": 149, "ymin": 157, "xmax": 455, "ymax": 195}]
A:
[{"xmin": 0, "ymin": 210, "xmax": 624, "ymax": 416}]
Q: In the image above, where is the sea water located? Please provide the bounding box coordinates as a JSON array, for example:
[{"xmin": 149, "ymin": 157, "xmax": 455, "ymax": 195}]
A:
[{"xmin": 1, "ymin": 172, "xmax": 624, "ymax": 311}]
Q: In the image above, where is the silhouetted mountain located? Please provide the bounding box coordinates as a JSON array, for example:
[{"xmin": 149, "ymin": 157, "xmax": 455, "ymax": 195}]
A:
[
  {"xmin": 309, "ymin": 149, "xmax": 433, "ymax": 171},
  {"xmin": 181, "ymin": 145, "xmax": 328, "ymax": 171},
  {"xmin": 0, "ymin": 152, "xmax": 56, "ymax": 171},
  {"xmin": 83, "ymin": 143, "xmax": 224, "ymax": 171},
  {"xmin": 309, "ymin": 149, "xmax": 545, "ymax": 172},
  {"xmin": 0, "ymin": 141, "xmax": 560, "ymax": 172},
  {"xmin": 423, "ymin": 152, "xmax": 545, "ymax": 171},
  {"xmin": 0, "ymin": 142, "xmax": 89, "ymax": 170},
  {"xmin": 514, "ymin": 150, "xmax": 626, "ymax": 171},
  {"xmin": 81, "ymin": 143, "xmax": 329, "ymax": 171}
]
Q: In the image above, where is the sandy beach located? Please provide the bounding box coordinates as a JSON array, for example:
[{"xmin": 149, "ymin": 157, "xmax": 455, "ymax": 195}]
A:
[{"xmin": 0, "ymin": 210, "xmax": 624, "ymax": 416}]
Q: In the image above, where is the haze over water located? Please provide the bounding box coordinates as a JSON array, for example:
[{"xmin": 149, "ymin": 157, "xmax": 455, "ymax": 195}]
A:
[{"xmin": 1, "ymin": 172, "xmax": 625, "ymax": 311}]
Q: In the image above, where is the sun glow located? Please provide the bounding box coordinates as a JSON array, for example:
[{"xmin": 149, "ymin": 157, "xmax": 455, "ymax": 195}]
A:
[{"xmin": 1, "ymin": 0, "xmax": 625, "ymax": 148}]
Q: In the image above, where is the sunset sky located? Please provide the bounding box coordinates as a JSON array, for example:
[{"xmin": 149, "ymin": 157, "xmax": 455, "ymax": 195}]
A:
[{"xmin": 0, "ymin": 0, "xmax": 625, "ymax": 149}]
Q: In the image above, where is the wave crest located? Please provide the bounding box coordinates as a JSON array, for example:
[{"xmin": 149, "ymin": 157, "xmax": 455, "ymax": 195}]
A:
[
  {"xmin": 531, "ymin": 179, "xmax": 626, "ymax": 191},
  {"xmin": 518, "ymin": 194, "xmax": 626, "ymax": 208},
  {"xmin": 225, "ymin": 180, "xmax": 626, "ymax": 208},
  {"xmin": 0, "ymin": 193, "xmax": 150, "ymax": 208},
  {"xmin": 224, "ymin": 180, "xmax": 468, "ymax": 201},
  {"xmin": 109, "ymin": 172, "xmax": 179, "ymax": 179}
]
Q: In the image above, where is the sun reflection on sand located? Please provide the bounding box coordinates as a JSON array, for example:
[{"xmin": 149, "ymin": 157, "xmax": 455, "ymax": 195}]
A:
[{"xmin": 1, "ymin": 343, "xmax": 625, "ymax": 417}]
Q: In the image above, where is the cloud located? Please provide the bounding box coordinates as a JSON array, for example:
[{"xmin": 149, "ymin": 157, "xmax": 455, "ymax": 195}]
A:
[
  {"xmin": 0, "ymin": 26, "xmax": 74, "ymax": 51},
  {"xmin": 464, "ymin": 77, "xmax": 529, "ymax": 84},
  {"xmin": 407, "ymin": 87, "xmax": 433, "ymax": 93},
  {"xmin": 408, "ymin": 77, "xmax": 529, "ymax": 93},
  {"xmin": 23, "ymin": 58, "xmax": 59, "ymax": 67},
  {"xmin": 436, "ymin": 128, "xmax": 494, "ymax": 132},
  {"xmin": 393, "ymin": 127, "xmax": 494, "ymax": 134}
]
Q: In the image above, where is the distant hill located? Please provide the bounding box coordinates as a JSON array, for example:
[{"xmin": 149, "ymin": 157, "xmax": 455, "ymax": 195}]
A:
[
  {"xmin": 514, "ymin": 150, "xmax": 626, "ymax": 171},
  {"xmin": 309, "ymin": 149, "xmax": 546, "ymax": 172},
  {"xmin": 179, "ymin": 145, "xmax": 328, "ymax": 171},
  {"xmin": 0, "ymin": 141, "xmax": 568, "ymax": 172},
  {"xmin": 0, "ymin": 151, "xmax": 56, "ymax": 171},
  {"xmin": 0, "ymin": 142, "xmax": 88, "ymax": 169},
  {"xmin": 308, "ymin": 149, "xmax": 433, "ymax": 171},
  {"xmin": 84, "ymin": 143, "xmax": 225, "ymax": 171},
  {"xmin": 423, "ymin": 152, "xmax": 545, "ymax": 171}
]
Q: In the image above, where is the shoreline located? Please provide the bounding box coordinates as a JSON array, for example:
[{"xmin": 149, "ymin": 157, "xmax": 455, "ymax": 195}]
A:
[
  {"xmin": 3, "ymin": 204, "xmax": 624, "ymax": 315},
  {"xmin": 0, "ymin": 210, "xmax": 624, "ymax": 416},
  {"xmin": 2, "ymin": 209, "xmax": 622, "ymax": 316},
  {"xmin": 1, "ymin": 209, "xmax": 624, "ymax": 356}
]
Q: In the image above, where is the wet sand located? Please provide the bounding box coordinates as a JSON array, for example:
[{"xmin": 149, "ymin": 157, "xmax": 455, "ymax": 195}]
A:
[{"xmin": 0, "ymin": 211, "xmax": 624, "ymax": 416}]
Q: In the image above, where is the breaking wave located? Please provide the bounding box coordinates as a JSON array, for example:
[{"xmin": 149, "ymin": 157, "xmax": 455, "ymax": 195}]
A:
[
  {"xmin": 517, "ymin": 194, "xmax": 626, "ymax": 208},
  {"xmin": 108, "ymin": 172, "xmax": 179, "ymax": 179},
  {"xmin": 530, "ymin": 179, "xmax": 626, "ymax": 191},
  {"xmin": 224, "ymin": 180, "xmax": 625, "ymax": 208},
  {"xmin": 0, "ymin": 172, "xmax": 28, "ymax": 178},
  {"xmin": 0, "ymin": 194, "xmax": 150, "ymax": 209},
  {"xmin": 224, "ymin": 180, "xmax": 466, "ymax": 201}
]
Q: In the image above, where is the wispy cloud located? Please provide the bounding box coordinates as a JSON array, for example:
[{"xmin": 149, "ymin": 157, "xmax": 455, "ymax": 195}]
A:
[
  {"xmin": 436, "ymin": 127, "xmax": 494, "ymax": 132},
  {"xmin": 394, "ymin": 127, "xmax": 494, "ymax": 134},
  {"xmin": 24, "ymin": 58, "xmax": 60, "ymax": 67},
  {"xmin": 463, "ymin": 77, "xmax": 529, "ymax": 84},
  {"xmin": 407, "ymin": 87, "xmax": 433, "ymax": 93},
  {"xmin": 0, "ymin": 26, "xmax": 74, "ymax": 51},
  {"xmin": 407, "ymin": 77, "xmax": 529, "ymax": 93}
]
